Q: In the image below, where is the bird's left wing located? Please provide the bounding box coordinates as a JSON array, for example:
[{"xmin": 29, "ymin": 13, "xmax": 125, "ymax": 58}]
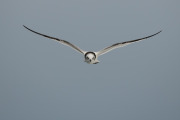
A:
[
  {"xmin": 96, "ymin": 30, "xmax": 162, "ymax": 56},
  {"xmin": 23, "ymin": 25, "xmax": 86, "ymax": 54}
]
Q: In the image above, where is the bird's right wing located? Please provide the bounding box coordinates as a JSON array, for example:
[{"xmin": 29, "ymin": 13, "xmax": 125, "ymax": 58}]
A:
[
  {"xmin": 96, "ymin": 31, "xmax": 162, "ymax": 56},
  {"xmin": 23, "ymin": 25, "xmax": 86, "ymax": 54}
]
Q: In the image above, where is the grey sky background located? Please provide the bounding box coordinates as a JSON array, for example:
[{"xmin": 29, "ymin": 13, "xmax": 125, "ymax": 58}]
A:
[{"xmin": 1, "ymin": 0, "xmax": 180, "ymax": 120}]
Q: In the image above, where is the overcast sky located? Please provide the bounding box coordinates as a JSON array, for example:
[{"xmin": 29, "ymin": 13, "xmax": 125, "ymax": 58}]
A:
[{"xmin": 1, "ymin": 0, "xmax": 180, "ymax": 120}]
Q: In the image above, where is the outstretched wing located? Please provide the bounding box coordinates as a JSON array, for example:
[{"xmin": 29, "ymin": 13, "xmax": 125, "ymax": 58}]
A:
[
  {"xmin": 96, "ymin": 31, "xmax": 162, "ymax": 56},
  {"xmin": 23, "ymin": 25, "xmax": 85, "ymax": 54}
]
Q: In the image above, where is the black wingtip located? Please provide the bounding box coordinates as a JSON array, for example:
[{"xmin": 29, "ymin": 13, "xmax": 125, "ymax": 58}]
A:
[
  {"xmin": 153, "ymin": 30, "xmax": 162, "ymax": 36},
  {"xmin": 23, "ymin": 25, "xmax": 33, "ymax": 32},
  {"xmin": 158, "ymin": 30, "xmax": 162, "ymax": 34},
  {"xmin": 23, "ymin": 25, "xmax": 27, "ymax": 29},
  {"xmin": 158, "ymin": 30, "xmax": 162, "ymax": 35}
]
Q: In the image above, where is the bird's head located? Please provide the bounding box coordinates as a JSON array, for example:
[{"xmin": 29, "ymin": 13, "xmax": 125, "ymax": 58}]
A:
[{"xmin": 84, "ymin": 52, "xmax": 98, "ymax": 64}]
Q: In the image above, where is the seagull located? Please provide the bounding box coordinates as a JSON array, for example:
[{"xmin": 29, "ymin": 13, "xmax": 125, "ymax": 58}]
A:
[{"xmin": 23, "ymin": 25, "xmax": 161, "ymax": 64}]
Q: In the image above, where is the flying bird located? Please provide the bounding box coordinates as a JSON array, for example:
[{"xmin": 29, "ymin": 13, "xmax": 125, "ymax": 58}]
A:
[{"xmin": 23, "ymin": 25, "xmax": 161, "ymax": 64}]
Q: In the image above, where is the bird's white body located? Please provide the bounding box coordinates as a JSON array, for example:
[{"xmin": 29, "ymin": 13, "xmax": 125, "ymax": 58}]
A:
[
  {"xmin": 84, "ymin": 52, "xmax": 99, "ymax": 64},
  {"xmin": 23, "ymin": 25, "xmax": 161, "ymax": 64}
]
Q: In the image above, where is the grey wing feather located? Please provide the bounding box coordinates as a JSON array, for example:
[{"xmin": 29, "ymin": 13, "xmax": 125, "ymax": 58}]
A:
[
  {"xmin": 96, "ymin": 30, "xmax": 162, "ymax": 56},
  {"xmin": 23, "ymin": 25, "xmax": 85, "ymax": 54}
]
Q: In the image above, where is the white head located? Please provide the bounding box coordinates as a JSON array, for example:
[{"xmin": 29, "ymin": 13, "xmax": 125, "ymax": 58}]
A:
[{"xmin": 84, "ymin": 52, "xmax": 99, "ymax": 64}]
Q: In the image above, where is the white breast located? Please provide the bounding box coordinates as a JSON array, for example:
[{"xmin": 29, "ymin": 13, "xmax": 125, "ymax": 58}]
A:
[{"xmin": 87, "ymin": 53, "xmax": 95, "ymax": 59}]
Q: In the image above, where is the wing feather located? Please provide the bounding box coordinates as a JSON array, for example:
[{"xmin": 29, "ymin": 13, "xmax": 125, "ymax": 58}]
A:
[
  {"xmin": 23, "ymin": 25, "xmax": 85, "ymax": 54},
  {"xmin": 96, "ymin": 31, "xmax": 162, "ymax": 56}
]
